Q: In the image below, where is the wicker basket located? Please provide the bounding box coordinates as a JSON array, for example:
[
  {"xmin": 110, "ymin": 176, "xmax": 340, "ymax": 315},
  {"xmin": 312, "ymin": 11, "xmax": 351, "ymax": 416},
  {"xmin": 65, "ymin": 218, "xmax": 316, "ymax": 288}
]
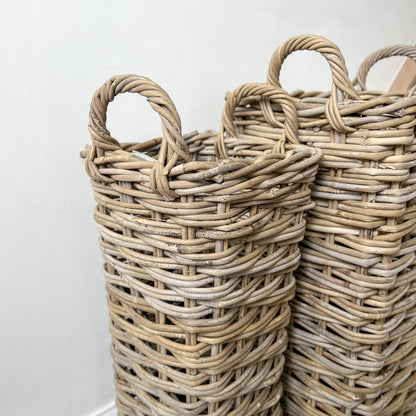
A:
[
  {"xmin": 265, "ymin": 35, "xmax": 416, "ymax": 415},
  {"xmin": 82, "ymin": 75, "xmax": 321, "ymax": 416},
  {"xmin": 354, "ymin": 45, "xmax": 416, "ymax": 416}
]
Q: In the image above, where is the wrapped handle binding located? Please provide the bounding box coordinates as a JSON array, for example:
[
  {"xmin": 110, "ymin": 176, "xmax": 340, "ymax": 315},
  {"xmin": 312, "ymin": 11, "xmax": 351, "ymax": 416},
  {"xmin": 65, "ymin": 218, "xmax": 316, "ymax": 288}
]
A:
[
  {"xmin": 216, "ymin": 82, "xmax": 299, "ymax": 159},
  {"xmin": 87, "ymin": 74, "xmax": 191, "ymax": 200},
  {"xmin": 354, "ymin": 45, "xmax": 416, "ymax": 91},
  {"xmin": 267, "ymin": 34, "xmax": 360, "ymax": 133}
]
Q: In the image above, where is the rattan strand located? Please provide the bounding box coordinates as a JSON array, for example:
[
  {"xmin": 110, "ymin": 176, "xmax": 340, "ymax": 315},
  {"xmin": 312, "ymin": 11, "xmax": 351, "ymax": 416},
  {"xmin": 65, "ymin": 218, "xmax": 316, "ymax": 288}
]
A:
[
  {"xmin": 266, "ymin": 35, "xmax": 416, "ymax": 416},
  {"xmin": 82, "ymin": 75, "xmax": 321, "ymax": 415}
]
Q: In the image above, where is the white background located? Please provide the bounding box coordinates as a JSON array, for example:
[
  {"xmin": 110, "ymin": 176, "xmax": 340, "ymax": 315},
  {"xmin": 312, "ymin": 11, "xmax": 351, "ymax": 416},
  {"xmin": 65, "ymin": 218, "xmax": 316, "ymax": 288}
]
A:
[{"xmin": 1, "ymin": 1, "xmax": 415, "ymax": 415}]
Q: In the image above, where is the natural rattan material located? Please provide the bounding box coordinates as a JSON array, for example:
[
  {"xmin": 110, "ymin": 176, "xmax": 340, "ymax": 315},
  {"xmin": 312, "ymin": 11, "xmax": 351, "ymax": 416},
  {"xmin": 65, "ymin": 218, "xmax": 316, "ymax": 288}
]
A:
[
  {"xmin": 354, "ymin": 45, "xmax": 416, "ymax": 94},
  {"xmin": 266, "ymin": 36, "xmax": 416, "ymax": 416},
  {"xmin": 83, "ymin": 75, "xmax": 321, "ymax": 415},
  {"xmin": 354, "ymin": 46, "xmax": 416, "ymax": 416}
]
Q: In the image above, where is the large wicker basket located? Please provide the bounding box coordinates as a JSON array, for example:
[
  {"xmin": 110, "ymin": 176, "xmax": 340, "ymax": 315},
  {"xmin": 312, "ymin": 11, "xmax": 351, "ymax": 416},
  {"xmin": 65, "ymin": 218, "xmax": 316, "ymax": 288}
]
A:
[
  {"xmin": 265, "ymin": 35, "xmax": 416, "ymax": 415},
  {"xmin": 82, "ymin": 75, "xmax": 321, "ymax": 415},
  {"xmin": 353, "ymin": 45, "xmax": 416, "ymax": 416}
]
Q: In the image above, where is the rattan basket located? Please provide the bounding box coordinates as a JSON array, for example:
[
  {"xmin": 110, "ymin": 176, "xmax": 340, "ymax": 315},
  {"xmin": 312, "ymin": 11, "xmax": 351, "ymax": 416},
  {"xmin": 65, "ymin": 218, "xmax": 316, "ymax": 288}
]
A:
[
  {"xmin": 353, "ymin": 45, "xmax": 416, "ymax": 416},
  {"xmin": 82, "ymin": 75, "xmax": 321, "ymax": 416},
  {"xmin": 264, "ymin": 35, "xmax": 416, "ymax": 415}
]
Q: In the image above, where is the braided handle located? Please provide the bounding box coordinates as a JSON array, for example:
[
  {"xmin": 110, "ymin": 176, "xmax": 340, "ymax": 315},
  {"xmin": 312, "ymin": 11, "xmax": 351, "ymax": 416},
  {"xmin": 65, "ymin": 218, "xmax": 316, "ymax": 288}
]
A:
[
  {"xmin": 267, "ymin": 34, "xmax": 360, "ymax": 132},
  {"xmin": 354, "ymin": 45, "xmax": 416, "ymax": 90},
  {"xmin": 216, "ymin": 83, "xmax": 299, "ymax": 159},
  {"xmin": 88, "ymin": 74, "xmax": 191, "ymax": 200}
]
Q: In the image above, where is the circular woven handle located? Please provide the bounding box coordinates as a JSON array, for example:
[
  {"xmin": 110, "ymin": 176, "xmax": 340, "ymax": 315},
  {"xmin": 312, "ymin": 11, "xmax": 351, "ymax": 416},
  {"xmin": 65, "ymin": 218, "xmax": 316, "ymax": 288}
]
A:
[
  {"xmin": 267, "ymin": 34, "xmax": 360, "ymax": 132},
  {"xmin": 216, "ymin": 82, "xmax": 299, "ymax": 159},
  {"xmin": 88, "ymin": 74, "xmax": 191, "ymax": 200},
  {"xmin": 354, "ymin": 45, "xmax": 416, "ymax": 90}
]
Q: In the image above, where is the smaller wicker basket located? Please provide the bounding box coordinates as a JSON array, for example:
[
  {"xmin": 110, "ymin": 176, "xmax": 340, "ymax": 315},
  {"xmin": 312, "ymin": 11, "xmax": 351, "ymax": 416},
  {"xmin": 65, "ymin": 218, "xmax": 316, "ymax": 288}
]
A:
[
  {"xmin": 266, "ymin": 35, "xmax": 416, "ymax": 416},
  {"xmin": 82, "ymin": 75, "xmax": 321, "ymax": 416}
]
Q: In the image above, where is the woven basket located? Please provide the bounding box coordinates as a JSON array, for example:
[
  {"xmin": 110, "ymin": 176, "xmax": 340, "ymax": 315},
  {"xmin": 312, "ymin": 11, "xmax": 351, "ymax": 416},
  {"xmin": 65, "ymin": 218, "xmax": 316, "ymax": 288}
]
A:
[
  {"xmin": 265, "ymin": 35, "xmax": 416, "ymax": 416},
  {"xmin": 82, "ymin": 75, "xmax": 321, "ymax": 416},
  {"xmin": 354, "ymin": 45, "xmax": 416, "ymax": 416}
]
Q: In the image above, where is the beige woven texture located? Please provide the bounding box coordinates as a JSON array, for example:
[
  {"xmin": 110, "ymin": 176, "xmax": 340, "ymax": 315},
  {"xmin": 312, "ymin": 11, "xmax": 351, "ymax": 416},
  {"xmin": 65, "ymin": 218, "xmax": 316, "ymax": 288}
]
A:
[
  {"xmin": 267, "ymin": 35, "xmax": 416, "ymax": 416},
  {"xmin": 82, "ymin": 75, "xmax": 321, "ymax": 415}
]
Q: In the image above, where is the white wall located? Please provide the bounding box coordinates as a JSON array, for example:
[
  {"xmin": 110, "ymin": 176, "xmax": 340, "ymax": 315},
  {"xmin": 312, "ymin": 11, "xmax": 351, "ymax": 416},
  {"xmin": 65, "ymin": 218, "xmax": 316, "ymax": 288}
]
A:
[{"xmin": 1, "ymin": 1, "xmax": 414, "ymax": 415}]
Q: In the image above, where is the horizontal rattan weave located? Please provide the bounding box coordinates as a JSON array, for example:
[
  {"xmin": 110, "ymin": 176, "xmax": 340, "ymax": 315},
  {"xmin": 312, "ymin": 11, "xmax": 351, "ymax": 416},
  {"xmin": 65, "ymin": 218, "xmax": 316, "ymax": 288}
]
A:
[
  {"xmin": 265, "ymin": 35, "xmax": 416, "ymax": 416},
  {"xmin": 82, "ymin": 75, "xmax": 321, "ymax": 415}
]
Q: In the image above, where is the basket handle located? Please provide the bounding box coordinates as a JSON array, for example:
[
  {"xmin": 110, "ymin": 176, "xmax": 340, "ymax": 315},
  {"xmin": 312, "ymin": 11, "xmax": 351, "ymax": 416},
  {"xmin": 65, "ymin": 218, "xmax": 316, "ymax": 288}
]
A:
[
  {"xmin": 267, "ymin": 34, "xmax": 360, "ymax": 132},
  {"xmin": 353, "ymin": 45, "xmax": 416, "ymax": 91},
  {"xmin": 216, "ymin": 82, "xmax": 299, "ymax": 159},
  {"xmin": 88, "ymin": 74, "xmax": 191, "ymax": 200}
]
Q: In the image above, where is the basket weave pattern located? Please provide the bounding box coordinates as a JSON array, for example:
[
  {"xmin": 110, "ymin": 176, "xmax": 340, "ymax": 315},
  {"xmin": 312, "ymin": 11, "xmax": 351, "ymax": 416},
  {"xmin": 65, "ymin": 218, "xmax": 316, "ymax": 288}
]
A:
[
  {"xmin": 83, "ymin": 76, "xmax": 320, "ymax": 415},
  {"xmin": 353, "ymin": 46, "xmax": 416, "ymax": 416},
  {"xmin": 267, "ymin": 36, "xmax": 416, "ymax": 416}
]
